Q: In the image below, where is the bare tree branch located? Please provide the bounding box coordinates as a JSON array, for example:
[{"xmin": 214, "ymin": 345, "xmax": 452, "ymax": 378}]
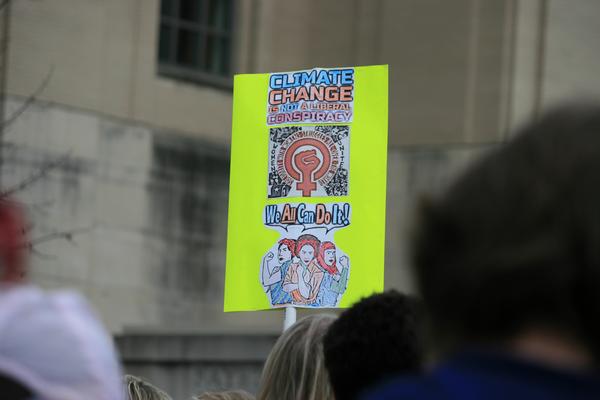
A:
[
  {"xmin": 0, "ymin": 2, "xmax": 84, "ymax": 262},
  {"xmin": 28, "ymin": 225, "xmax": 93, "ymax": 248},
  {"xmin": 0, "ymin": 151, "xmax": 71, "ymax": 198},
  {"xmin": 0, "ymin": 67, "xmax": 53, "ymax": 131},
  {"xmin": 29, "ymin": 245, "xmax": 58, "ymax": 260}
]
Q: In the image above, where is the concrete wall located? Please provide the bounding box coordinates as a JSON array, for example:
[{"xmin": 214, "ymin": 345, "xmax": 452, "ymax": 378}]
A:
[
  {"xmin": 542, "ymin": 0, "xmax": 600, "ymax": 105},
  {"xmin": 3, "ymin": 96, "xmax": 242, "ymax": 334},
  {"xmin": 116, "ymin": 333, "xmax": 277, "ymax": 399},
  {"xmin": 11, "ymin": 0, "xmax": 600, "ymax": 150},
  {"xmin": 8, "ymin": 0, "xmax": 517, "ymax": 147},
  {"xmin": 247, "ymin": 0, "xmax": 516, "ymax": 147},
  {"xmin": 7, "ymin": 0, "xmax": 234, "ymax": 144},
  {"xmin": 508, "ymin": 0, "xmax": 600, "ymax": 129}
]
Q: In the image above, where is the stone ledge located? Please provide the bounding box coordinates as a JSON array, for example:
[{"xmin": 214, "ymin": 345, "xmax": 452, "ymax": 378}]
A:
[{"xmin": 116, "ymin": 333, "xmax": 279, "ymax": 363}]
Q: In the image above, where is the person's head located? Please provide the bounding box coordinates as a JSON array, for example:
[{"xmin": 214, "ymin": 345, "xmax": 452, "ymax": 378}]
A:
[
  {"xmin": 0, "ymin": 373, "xmax": 32, "ymax": 400},
  {"xmin": 257, "ymin": 314, "xmax": 336, "ymax": 400},
  {"xmin": 0, "ymin": 200, "xmax": 27, "ymax": 282},
  {"xmin": 194, "ymin": 389, "xmax": 255, "ymax": 400},
  {"xmin": 278, "ymin": 238, "xmax": 295, "ymax": 263},
  {"xmin": 323, "ymin": 291, "xmax": 422, "ymax": 399},
  {"xmin": 296, "ymin": 234, "xmax": 319, "ymax": 265},
  {"xmin": 125, "ymin": 375, "xmax": 172, "ymax": 400},
  {"xmin": 412, "ymin": 104, "xmax": 600, "ymax": 362},
  {"xmin": 317, "ymin": 242, "xmax": 337, "ymax": 273},
  {"xmin": 0, "ymin": 285, "xmax": 124, "ymax": 400}
]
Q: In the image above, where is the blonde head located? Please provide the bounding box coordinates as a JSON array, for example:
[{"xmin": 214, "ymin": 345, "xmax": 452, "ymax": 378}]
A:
[
  {"xmin": 125, "ymin": 375, "xmax": 172, "ymax": 400},
  {"xmin": 194, "ymin": 389, "xmax": 255, "ymax": 400},
  {"xmin": 257, "ymin": 314, "xmax": 336, "ymax": 400}
]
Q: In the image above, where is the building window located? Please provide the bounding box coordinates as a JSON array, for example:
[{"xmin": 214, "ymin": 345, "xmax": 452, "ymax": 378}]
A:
[{"xmin": 158, "ymin": 0, "xmax": 234, "ymax": 88}]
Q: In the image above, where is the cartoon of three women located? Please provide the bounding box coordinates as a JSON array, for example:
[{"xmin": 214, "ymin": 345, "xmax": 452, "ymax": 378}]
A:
[{"xmin": 261, "ymin": 234, "xmax": 349, "ymax": 307}]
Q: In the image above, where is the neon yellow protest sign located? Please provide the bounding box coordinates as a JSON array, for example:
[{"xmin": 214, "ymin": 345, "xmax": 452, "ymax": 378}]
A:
[{"xmin": 225, "ymin": 65, "xmax": 388, "ymax": 312}]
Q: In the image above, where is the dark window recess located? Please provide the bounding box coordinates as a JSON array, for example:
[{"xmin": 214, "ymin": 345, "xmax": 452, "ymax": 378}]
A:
[{"xmin": 158, "ymin": 0, "xmax": 233, "ymax": 88}]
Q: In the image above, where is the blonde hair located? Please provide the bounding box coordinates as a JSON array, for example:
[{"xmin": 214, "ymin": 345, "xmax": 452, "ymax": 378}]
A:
[
  {"xmin": 257, "ymin": 314, "xmax": 336, "ymax": 400},
  {"xmin": 194, "ymin": 389, "xmax": 255, "ymax": 400},
  {"xmin": 125, "ymin": 375, "xmax": 172, "ymax": 400}
]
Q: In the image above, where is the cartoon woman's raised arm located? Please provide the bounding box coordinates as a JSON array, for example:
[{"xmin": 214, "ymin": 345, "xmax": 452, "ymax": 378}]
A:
[
  {"xmin": 339, "ymin": 255, "xmax": 349, "ymax": 269},
  {"xmin": 261, "ymin": 252, "xmax": 282, "ymax": 288}
]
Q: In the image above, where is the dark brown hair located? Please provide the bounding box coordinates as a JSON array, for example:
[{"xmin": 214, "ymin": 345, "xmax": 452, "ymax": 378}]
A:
[
  {"xmin": 413, "ymin": 104, "xmax": 600, "ymax": 359},
  {"xmin": 323, "ymin": 291, "xmax": 422, "ymax": 400}
]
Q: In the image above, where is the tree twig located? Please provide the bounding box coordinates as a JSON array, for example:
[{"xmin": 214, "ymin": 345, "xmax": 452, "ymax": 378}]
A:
[
  {"xmin": 0, "ymin": 66, "xmax": 53, "ymax": 131},
  {"xmin": 28, "ymin": 225, "xmax": 93, "ymax": 248},
  {"xmin": 29, "ymin": 245, "xmax": 57, "ymax": 260},
  {"xmin": 0, "ymin": 151, "xmax": 71, "ymax": 198}
]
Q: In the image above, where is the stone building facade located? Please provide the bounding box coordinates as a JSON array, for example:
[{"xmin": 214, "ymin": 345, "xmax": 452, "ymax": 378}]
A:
[{"xmin": 3, "ymin": 0, "xmax": 600, "ymax": 397}]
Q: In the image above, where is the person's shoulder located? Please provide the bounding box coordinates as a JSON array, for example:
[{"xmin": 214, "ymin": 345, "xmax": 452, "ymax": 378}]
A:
[{"xmin": 361, "ymin": 375, "xmax": 443, "ymax": 400}]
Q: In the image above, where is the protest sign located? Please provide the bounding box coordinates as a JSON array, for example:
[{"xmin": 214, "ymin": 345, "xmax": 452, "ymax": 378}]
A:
[{"xmin": 225, "ymin": 65, "xmax": 388, "ymax": 312}]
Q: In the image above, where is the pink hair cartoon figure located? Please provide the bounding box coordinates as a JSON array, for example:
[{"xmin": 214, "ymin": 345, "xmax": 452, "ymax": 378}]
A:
[{"xmin": 316, "ymin": 241, "xmax": 350, "ymax": 307}]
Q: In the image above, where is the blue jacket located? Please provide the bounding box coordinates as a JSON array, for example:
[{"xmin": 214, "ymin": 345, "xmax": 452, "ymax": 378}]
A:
[{"xmin": 364, "ymin": 351, "xmax": 600, "ymax": 400}]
